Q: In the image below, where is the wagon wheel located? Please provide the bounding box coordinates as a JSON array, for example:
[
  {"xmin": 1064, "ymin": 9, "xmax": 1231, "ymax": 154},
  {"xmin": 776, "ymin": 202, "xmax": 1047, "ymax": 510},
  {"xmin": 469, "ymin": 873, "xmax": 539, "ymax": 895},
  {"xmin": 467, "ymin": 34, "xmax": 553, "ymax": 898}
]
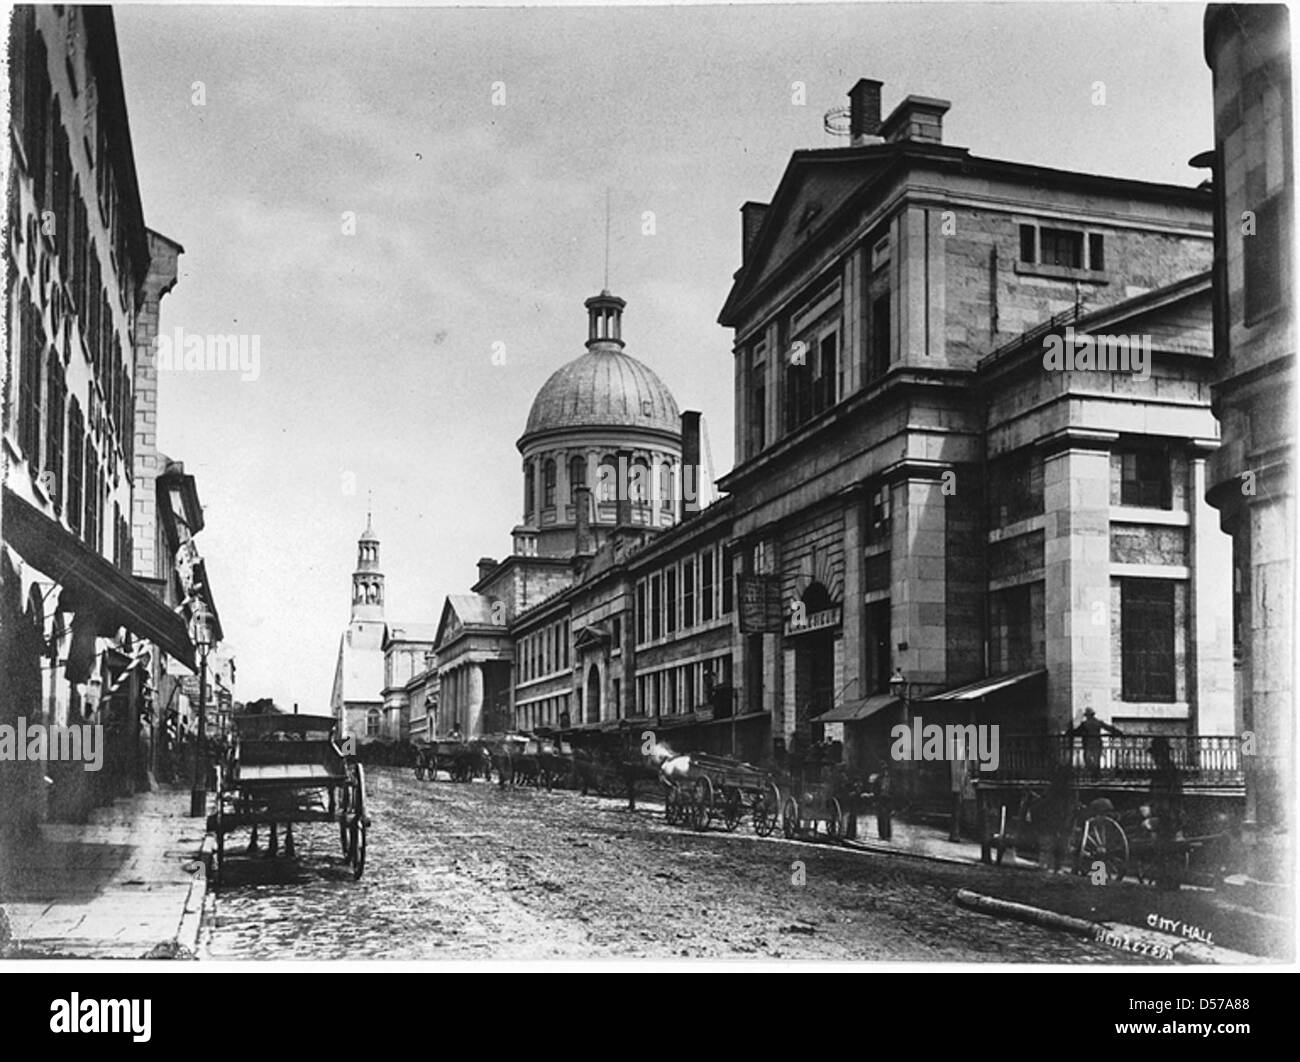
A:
[
  {"xmin": 753, "ymin": 781, "xmax": 780, "ymax": 838},
  {"xmin": 1076, "ymin": 815, "xmax": 1128, "ymax": 883},
  {"xmin": 721, "ymin": 788, "xmax": 743, "ymax": 832},
  {"xmin": 664, "ymin": 786, "xmax": 679, "ymax": 826},
  {"xmin": 691, "ymin": 777, "xmax": 714, "ymax": 832},
  {"xmin": 352, "ymin": 822, "xmax": 367, "ymax": 880},
  {"xmin": 338, "ymin": 783, "xmax": 351, "ymax": 855},
  {"xmin": 783, "ymin": 796, "xmax": 800, "ymax": 840},
  {"xmin": 826, "ymin": 798, "xmax": 844, "ymax": 844},
  {"xmin": 415, "ymin": 760, "xmax": 426, "ymax": 782}
]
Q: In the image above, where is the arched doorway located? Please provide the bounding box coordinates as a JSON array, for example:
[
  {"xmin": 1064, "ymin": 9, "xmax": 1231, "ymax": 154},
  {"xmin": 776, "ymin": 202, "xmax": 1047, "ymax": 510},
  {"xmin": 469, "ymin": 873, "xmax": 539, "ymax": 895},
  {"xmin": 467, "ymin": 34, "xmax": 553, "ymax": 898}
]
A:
[{"xmin": 586, "ymin": 664, "xmax": 601, "ymax": 724}]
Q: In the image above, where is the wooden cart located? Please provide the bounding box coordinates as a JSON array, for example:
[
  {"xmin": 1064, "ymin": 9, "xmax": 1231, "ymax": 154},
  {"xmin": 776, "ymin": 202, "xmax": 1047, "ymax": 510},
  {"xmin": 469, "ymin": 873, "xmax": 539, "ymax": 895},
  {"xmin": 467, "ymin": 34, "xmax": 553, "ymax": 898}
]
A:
[
  {"xmin": 210, "ymin": 714, "xmax": 369, "ymax": 887},
  {"xmin": 663, "ymin": 752, "xmax": 781, "ymax": 836}
]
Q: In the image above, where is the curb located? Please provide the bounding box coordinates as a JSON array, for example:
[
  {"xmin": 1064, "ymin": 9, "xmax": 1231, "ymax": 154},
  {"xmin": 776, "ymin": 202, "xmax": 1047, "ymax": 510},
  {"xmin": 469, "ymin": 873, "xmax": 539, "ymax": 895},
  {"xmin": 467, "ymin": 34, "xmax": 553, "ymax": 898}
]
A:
[
  {"xmin": 955, "ymin": 888, "xmax": 1266, "ymax": 965},
  {"xmin": 841, "ymin": 836, "xmax": 985, "ymax": 867},
  {"xmin": 173, "ymin": 828, "xmax": 216, "ymax": 958}
]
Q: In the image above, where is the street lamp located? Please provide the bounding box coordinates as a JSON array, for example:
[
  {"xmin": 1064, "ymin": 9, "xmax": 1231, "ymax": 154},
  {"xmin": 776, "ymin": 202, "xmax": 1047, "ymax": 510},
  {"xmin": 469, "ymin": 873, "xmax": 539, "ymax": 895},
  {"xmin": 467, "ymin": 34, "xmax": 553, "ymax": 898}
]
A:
[
  {"xmin": 188, "ymin": 599, "xmax": 214, "ymax": 817},
  {"xmin": 889, "ymin": 668, "xmax": 912, "ymax": 806}
]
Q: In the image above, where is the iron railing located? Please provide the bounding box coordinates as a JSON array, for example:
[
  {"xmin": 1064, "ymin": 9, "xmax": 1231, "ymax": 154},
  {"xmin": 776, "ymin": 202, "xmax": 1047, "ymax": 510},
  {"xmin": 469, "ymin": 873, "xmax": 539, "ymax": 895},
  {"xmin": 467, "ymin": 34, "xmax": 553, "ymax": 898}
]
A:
[{"xmin": 988, "ymin": 734, "xmax": 1244, "ymax": 786}]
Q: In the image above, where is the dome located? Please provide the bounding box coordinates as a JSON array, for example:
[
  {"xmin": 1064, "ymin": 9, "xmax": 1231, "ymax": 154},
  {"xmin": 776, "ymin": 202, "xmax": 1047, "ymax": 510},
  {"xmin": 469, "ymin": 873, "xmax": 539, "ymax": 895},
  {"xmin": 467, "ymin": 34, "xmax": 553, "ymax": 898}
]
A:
[{"xmin": 524, "ymin": 348, "xmax": 681, "ymax": 439}]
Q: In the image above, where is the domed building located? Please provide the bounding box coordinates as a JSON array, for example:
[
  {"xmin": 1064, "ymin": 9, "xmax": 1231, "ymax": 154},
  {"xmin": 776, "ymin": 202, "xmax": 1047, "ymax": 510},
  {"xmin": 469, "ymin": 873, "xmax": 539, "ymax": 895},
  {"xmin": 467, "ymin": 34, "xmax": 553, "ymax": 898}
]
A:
[{"xmin": 514, "ymin": 290, "xmax": 685, "ymax": 559}]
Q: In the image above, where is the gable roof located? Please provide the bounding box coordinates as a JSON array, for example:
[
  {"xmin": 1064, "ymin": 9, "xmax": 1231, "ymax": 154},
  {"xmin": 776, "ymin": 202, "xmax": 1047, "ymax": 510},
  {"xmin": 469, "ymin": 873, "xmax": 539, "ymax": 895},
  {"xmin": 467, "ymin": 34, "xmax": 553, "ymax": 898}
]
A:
[{"xmin": 434, "ymin": 594, "xmax": 506, "ymax": 649}]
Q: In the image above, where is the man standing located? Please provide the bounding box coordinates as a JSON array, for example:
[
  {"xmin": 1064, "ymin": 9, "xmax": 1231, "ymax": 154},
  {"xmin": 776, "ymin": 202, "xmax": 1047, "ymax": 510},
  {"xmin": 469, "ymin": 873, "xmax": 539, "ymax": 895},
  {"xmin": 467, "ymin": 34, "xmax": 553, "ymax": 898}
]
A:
[
  {"xmin": 1149, "ymin": 737, "xmax": 1185, "ymax": 891},
  {"xmin": 1065, "ymin": 708, "xmax": 1123, "ymax": 780}
]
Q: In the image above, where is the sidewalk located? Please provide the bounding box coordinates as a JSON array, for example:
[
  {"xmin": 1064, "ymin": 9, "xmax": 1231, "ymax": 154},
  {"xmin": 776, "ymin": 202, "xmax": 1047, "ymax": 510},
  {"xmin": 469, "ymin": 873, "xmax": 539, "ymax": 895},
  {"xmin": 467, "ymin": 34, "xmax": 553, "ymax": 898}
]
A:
[
  {"xmin": 844, "ymin": 815, "xmax": 1293, "ymax": 961},
  {"xmin": 0, "ymin": 787, "xmax": 209, "ymax": 960}
]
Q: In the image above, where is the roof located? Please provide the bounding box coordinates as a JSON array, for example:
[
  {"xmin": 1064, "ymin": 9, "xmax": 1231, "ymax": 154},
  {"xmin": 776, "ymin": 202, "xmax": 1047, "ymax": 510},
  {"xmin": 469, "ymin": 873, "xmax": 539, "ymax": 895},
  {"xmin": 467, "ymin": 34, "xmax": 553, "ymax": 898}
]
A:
[
  {"xmin": 817, "ymin": 694, "xmax": 899, "ymax": 723},
  {"xmin": 383, "ymin": 621, "xmax": 440, "ymax": 645},
  {"xmin": 917, "ymin": 669, "xmax": 1046, "ymax": 702},
  {"xmin": 434, "ymin": 594, "xmax": 508, "ymax": 650},
  {"xmin": 521, "ymin": 347, "xmax": 680, "ymax": 442}
]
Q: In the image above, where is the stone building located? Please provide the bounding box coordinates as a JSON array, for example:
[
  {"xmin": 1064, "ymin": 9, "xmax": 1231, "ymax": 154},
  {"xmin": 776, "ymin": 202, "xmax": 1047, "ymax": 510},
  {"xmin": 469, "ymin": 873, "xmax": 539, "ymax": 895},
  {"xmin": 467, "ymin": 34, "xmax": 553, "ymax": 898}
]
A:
[
  {"xmin": 380, "ymin": 622, "xmax": 438, "ymax": 742},
  {"xmin": 1203, "ymin": 4, "xmax": 1294, "ymax": 872},
  {"xmin": 717, "ymin": 77, "xmax": 1233, "ymax": 769},
  {"xmin": 2, "ymin": 5, "xmax": 198, "ymax": 842}
]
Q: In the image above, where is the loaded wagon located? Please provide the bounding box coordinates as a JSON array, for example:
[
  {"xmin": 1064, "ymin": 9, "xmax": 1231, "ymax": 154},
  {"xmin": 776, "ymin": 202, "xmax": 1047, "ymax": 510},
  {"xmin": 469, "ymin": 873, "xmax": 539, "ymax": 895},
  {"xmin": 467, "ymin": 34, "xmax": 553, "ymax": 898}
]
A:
[
  {"xmin": 661, "ymin": 752, "xmax": 781, "ymax": 836},
  {"xmin": 415, "ymin": 740, "xmax": 490, "ymax": 783},
  {"xmin": 210, "ymin": 713, "xmax": 369, "ymax": 887}
]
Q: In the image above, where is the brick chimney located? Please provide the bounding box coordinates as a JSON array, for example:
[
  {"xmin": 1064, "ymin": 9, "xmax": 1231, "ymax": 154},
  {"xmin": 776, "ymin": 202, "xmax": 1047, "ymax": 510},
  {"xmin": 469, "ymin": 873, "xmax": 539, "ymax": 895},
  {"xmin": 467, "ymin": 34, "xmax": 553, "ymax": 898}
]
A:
[
  {"xmin": 848, "ymin": 78, "xmax": 883, "ymax": 145},
  {"xmin": 573, "ymin": 485, "xmax": 593, "ymax": 555},
  {"xmin": 615, "ymin": 449, "xmax": 633, "ymax": 527},
  {"xmin": 680, "ymin": 411, "xmax": 702, "ymax": 516},
  {"xmin": 741, "ymin": 202, "xmax": 769, "ymax": 263},
  {"xmin": 477, "ymin": 557, "xmax": 497, "ymax": 582},
  {"xmin": 880, "ymin": 95, "xmax": 950, "ymax": 145}
]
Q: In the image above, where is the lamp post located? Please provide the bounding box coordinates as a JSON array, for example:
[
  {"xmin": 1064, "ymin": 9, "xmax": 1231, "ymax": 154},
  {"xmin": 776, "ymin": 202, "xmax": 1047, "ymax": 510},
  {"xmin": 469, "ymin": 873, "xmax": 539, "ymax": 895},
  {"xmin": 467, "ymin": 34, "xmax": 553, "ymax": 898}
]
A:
[{"xmin": 189, "ymin": 600, "xmax": 214, "ymax": 817}]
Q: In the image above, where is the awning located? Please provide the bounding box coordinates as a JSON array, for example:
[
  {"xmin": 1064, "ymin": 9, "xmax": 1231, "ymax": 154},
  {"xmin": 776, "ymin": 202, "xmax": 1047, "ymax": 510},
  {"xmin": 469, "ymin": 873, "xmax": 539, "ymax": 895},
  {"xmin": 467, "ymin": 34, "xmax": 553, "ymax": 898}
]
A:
[
  {"xmin": 3, "ymin": 487, "xmax": 195, "ymax": 670},
  {"xmin": 916, "ymin": 669, "xmax": 1046, "ymax": 702},
  {"xmin": 816, "ymin": 694, "xmax": 900, "ymax": 723}
]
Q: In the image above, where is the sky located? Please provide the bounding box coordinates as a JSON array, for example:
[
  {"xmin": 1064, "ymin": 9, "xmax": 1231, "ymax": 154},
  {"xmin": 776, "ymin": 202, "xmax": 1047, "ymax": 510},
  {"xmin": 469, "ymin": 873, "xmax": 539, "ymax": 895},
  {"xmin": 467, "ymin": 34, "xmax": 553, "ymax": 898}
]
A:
[{"xmin": 111, "ymin": 1, "xmax": 1214, "ymax": 711}]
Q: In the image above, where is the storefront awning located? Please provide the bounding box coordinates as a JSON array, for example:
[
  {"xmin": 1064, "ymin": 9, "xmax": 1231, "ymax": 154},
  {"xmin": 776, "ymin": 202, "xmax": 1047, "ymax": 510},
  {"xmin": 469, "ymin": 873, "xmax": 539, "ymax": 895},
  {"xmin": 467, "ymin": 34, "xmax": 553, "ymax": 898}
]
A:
[
  {"xmin": 817, "ymin": 694, "xmax": 900, "ymax": 723},
  {"xmin": 916, "ymin": 669, "xmax": 1046, "ymax": 702},
  {"xmin": 3, "ymin": 487, "xmax": 195, "ymax": 670}
]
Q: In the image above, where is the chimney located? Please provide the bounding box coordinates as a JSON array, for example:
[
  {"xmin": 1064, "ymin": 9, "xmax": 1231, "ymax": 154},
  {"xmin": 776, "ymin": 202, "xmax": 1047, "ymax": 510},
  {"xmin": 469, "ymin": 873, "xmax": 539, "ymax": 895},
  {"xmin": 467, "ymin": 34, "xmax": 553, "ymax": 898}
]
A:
[
  {"xmin": 880, "ymin": 95, "xmax": 950, "ymax": 145},
  {"xmin": 680, "ymin": 411, "xmax": 702, "ymax": 516},
  {"xmin": 848, "ymin": 79, "xmax": 883, "ymax": 145},
  {"xmin": 741, "ymin": 202, "xmax": 769, "ymax": 263},
  {"xmin": 574, "ymin": 485, "xmax": 593, "ymax": 555},
  {"xmin": 615, "ymin": 449, "xmax": 633, "ymax": 527},
  {"xmin": 477, "ymin": 557, "xmax": 497, "ymax": 582}
]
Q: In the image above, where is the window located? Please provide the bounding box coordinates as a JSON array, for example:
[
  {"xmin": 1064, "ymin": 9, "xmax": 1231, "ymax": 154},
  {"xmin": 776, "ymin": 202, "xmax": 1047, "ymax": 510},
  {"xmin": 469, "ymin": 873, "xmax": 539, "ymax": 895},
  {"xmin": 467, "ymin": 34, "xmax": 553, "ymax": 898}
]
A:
[
  {"xmin": 612, "ymin": 678, "xmax": 621, "ymax": 720},
  {"xmin": 1245, "ymin": 195, "xmax": 1283, "ymax": 324},
  {"xmin": 650, "ymin": 575, "xmax": 662, "ymax": 640},
  {"xmin": 636, "ymin": 582, "xmax": 647, "ymax": 643},
  {"xmin": 366, "ymin": 709, "xmax": 381, "ymax": 737},
  {"xmin": 751, "ymin": 381, "xmax": 766, "ymax": 454},
  {"xmin": 665, "ymin": 567, "xmax": 677, "ymax": 634},
  {"xmin": 867, "ymin": 486, "xmax": 891, "ymax": 545},
  {"xmin": 1040, "ymin": 228, "xmax": 1083, "ymax": 269},
  {"xmin": 785, "ymin": 358, "xmax": 811, "ymax": 433},
  {"xmin": 1019, "ymin": 224, "xmax": 1036, "ymax": 264},
  {"xmin": 721, "ymin": 546, "xmax": 734, "ymax": 614},
  {"xmin": 16, "ymin": 285, "xmax": 43, "ymax": 460},
  {"xmin": 870, "ymin": 295, "xmax": 891, "ymax": 379},
  {"xmin": 815, "ymin": 332, "xmax": 838, "ymax": 414},
  {"xmin": 1120, "ymin": 450, "xmax": 1171, "ymax": 509},
  {"xmin": 543, "ymin": 459, "xmax": 556, "ymax": 508},
  {"xmin": 83, "ymin": 441, "xmax": 99, "ymax": 550},
  {"xmin": 682, "ymin": 559, "xmax": 695, "ymax": 630},
  {"xmin": 611, "ymin": 615, "xmax": 621, "ymax": 648},
  {"xmin": 659, "ymin": 460, "xmax": 673, "ymax": 512},
  {"xmin": 1121, "ymin": 580, "xmax": 1176, "ymax": 702},
  {"xmin": 524, "ymin": 461, "xmax": 535, "ymax": 518},
  {"xmin": 1088, "ymin": 233, "xmax": 1105, "ymax": 272},
  {"xmin": 569, "ymin": 455, "xmax": 586, "ymax": 501},
  {"xmin": 701, "ymin": 551, "xmax": 715, "ymax": 622},
  {"xmin": 988, "ymin": 451, "xmax": 1045, "ymax": 526},
  {"xmin": 66, "ymin": 400, "xmax": 83, "ymax": 535},
  {"xmin": 45, "ymin": 349, "xmax": 66, "ymax": 512}
]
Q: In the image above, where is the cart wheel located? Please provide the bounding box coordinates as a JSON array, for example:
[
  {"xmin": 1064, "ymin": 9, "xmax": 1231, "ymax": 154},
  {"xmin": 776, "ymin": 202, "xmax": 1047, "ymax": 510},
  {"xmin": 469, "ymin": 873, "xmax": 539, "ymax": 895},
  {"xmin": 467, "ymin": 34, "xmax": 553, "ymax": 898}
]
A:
[
  {"xmin": 783, "ymin": 796, "xmax": 800, "ymax": 840},
  {"xmin": 415, "ymin": 762, "xmax": 425, "ymax": 782},
  {"xmin": 338, "ymin": 786, "xmax": 352, "ymax": 855},
  {"xmin": 753, "ymin": 782, "xmax": 780, "ymax": 838},
  {"xmin": 1077, "ymin": 815, "xmax": 1128, "ymax": 883},
  {"xmin": 352, "ymin": 822, "xmax": 367, "ymax": 880},
  {"xmin": 826, "ymin": 798, "xmax": 843, "ymax": 843},
  {"xmin": 692, "ymin": 777, "xmax": 713, "ymax": 832},
  {"xmin": 722, "ymin": 788, "xmax": 743, "ymax": 832},
  {"xmin": 664, "ymin": 787, "xmax": 678, "ymax": 826}
]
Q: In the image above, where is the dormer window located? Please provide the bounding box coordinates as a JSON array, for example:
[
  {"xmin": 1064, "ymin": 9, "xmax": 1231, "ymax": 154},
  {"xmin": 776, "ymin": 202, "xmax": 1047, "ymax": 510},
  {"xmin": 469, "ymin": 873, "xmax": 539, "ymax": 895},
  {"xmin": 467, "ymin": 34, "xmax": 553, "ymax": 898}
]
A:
[{"xmin": 1017, "ymin": 221, "xmax": 1107, "ymax": 280}]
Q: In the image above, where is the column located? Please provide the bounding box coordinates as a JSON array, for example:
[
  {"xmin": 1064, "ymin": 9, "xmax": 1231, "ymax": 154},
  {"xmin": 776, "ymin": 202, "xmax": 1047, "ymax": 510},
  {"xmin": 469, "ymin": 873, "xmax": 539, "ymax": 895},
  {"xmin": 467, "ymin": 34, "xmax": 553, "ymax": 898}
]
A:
[
  {"xmin": 467, "ymin": 663, "xmax": 484, "ymax": 737},
  {"xmin": 841, "ymin": 489, "xmax": 866, "ymax": 701},
  {"xmin": 1042, "ymin": 440, "xmax": 1113, "ymax": 730},
  {"xmin": 1190, "ymin": 453, "xmax": 1235, "ymax": 734},
  {"xmin": 890, "ymin": 475, "xmax": 948, "ymax": 689}
]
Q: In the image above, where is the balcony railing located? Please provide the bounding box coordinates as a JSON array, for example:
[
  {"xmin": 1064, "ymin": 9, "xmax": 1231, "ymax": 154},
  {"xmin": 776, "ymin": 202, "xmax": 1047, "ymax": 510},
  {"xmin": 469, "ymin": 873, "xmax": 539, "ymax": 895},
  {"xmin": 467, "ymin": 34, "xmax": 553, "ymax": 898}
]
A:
[{"xmin": 987, "ymin": 735, "xmax": 1244, "ymax": 786}]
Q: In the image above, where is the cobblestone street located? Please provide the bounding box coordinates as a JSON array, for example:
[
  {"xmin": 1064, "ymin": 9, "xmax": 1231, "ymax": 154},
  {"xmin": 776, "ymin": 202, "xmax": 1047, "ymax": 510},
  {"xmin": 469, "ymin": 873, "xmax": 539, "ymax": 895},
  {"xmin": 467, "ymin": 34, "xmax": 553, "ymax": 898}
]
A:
[{"xmin": 202, "ymin": 767, "xmax": 1139, "ymax": 961}]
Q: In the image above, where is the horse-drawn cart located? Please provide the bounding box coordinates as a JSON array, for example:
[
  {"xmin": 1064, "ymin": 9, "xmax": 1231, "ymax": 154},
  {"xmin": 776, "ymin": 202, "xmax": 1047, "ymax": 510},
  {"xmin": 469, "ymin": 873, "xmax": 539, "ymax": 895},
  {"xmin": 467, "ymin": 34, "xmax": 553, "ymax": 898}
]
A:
[
  {"xmin": 661, "ymin": 752, "xmax": 782, "ymax": 836},
  {"xmin": 415, "ymin": 740, "xmax": 489, "ymax": 783},
  {"xmin": 210, "ymin": 714, "xmax": 369, "ymax": 887}
]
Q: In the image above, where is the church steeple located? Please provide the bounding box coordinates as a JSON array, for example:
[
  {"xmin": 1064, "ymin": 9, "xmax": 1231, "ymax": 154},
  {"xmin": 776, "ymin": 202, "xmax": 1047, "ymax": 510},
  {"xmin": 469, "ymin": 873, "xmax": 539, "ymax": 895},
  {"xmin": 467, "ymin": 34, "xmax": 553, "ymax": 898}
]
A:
[{"xmin": 351, "ymin": 506, "xmax": 384, "ymax": 621}]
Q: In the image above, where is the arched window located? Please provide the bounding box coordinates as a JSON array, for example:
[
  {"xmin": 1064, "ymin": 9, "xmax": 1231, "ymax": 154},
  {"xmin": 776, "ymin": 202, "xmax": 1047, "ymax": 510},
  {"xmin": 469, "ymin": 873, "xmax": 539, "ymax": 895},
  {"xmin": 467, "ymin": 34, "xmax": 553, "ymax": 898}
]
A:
[
  {"xmin": 659, "ymin": 459, "xmax": 674, "ymax": 510},
  {"xmin": 543, "ymin": 458, "xmax": 556, "ymax": 508},
  {"xmin": 569, "ymin": 454, "xmax": 586, "ymax": 501},
  {"xmin": 630, "ymin": 458, "xmax": 650, "ymax": 511},
  {"xmin": 366, "ymin": 709, "xmax": 381, "ymax": 737},
  {"xmin": 524, "ymin": 461, "xmax": 535, "ymax": 519},
  {"xmin": 597, "ymin": 456, "xmax": 618, "ymax": 503}
]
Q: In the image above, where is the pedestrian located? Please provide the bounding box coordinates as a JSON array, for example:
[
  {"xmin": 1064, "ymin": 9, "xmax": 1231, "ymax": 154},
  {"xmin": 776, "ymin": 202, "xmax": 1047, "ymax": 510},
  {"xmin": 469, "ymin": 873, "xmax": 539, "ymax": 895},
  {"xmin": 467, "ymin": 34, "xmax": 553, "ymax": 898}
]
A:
[
  {"xmin": 1065, "ymin": 708, "xmax": 1123, "ymax": 780},
  {"xmin": 1149, "ymin": 737, "xmax": 1184, "ymax": 891},
  {"xmin": 1033, "ymin": 766, "xmax": 1076, "ymax": 872},
  {"xmin": 873, "ymin": 763, "xmax": 893, "ymax": 841}
]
